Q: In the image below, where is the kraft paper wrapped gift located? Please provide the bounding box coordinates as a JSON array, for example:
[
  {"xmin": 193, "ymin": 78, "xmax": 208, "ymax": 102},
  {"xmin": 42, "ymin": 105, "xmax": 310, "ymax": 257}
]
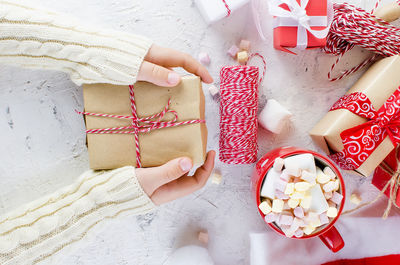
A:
[
  {"xmin": 82, "ymin": 76, "xmax": 207, "ymax": 170},
  {"xmin": 310, "ymin": 55, "xmax": 400, "ymax": 177}
]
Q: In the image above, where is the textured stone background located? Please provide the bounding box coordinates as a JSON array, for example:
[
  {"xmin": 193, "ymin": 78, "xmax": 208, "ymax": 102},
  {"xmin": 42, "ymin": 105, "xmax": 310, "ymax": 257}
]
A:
[{"xmin": 1, "ymin": 0, "xmax": 400, "ymax": 264}]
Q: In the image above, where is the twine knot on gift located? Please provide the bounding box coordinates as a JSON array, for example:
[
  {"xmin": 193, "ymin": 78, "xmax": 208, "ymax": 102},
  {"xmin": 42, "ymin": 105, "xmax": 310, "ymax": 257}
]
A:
[
  {"xmin": 343, "ymin": 146, "xmax": 400, "ymax": 218},
  {"xmin": 78, "ymin": 85, "xmax": 205, "ymax": 168},
  {"xmin": 328, "ymin": 86, "xmax": 400, "ymax": 171},
  {"xmin": 267, "ymin": 0, "xmax": 331, "ymax": 51}
]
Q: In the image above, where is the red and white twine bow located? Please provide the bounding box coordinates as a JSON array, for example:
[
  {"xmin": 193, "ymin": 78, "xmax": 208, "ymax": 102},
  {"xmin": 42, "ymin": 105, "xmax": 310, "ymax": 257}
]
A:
[
  {"xmin": 324, "ymin": 1, "xmax": 400, "ymax": 81},
  {"xmin": 78, "ymin": 85, "xmax": 205, "ymax": 168},
  {"xmin": 329, "ymin": 87, "xmax": 400, "ymax": 170}
]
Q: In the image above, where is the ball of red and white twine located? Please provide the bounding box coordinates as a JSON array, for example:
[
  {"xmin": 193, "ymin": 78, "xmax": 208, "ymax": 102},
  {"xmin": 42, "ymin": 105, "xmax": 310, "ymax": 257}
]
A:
[
  {"xmin": 325, "ymin": 1, "xmax": 400, "ymax": 81},
  {"xmin": 219, "ymin": 53, "xmax": 266, "ymax": 164}
]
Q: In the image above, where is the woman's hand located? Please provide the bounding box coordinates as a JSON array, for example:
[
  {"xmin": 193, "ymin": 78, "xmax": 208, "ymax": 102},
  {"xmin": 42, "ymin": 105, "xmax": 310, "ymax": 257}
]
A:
[
  {"xmin": 136, "ymin": 151, "xmax": 216, "ymax": 205},
  {"xmin": 137, "ymin": 44, "xmax": 214, "ymax": 87}
]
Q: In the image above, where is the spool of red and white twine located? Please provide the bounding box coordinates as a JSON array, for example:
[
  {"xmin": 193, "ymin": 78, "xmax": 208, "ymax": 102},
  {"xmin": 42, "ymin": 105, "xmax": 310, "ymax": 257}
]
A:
[
  {"xmin": 219, "ymin": 53, "xmax": 266, "ymax": 164},
  {"xmin": 325, "ymin": 0, "xmax": 400, "ymax": 81}
]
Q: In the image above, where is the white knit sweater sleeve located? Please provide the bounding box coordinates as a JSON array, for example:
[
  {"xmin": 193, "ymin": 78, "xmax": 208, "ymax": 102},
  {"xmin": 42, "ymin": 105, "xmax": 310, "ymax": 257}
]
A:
[
  {"xmin": 0, "ymin": 166, "xmax": 155, "ymax": 265},
  {"xmin": 0, "ymin": 0, "xmax": 153, "ymax": 85}
]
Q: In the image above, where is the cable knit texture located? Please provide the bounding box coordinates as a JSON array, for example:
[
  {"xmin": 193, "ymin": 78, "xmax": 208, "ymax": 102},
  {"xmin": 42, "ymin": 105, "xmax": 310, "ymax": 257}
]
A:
[
  {"xmin": 0, "ymin": 0, "xmax": 153, "ymax": 85},
  {"xmin": 0, "ymin": 166, "xmax": 155, "ymax": 265}
]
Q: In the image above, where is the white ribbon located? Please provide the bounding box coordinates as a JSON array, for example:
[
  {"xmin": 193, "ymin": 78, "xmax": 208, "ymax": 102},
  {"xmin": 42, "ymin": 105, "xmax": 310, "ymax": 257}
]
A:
[{"xmin": 266, "ymin": 0, "xmax": 331, "ymax": 50}]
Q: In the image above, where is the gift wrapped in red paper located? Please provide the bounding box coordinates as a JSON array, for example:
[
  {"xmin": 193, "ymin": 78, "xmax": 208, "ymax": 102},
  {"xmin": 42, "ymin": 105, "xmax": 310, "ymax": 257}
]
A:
[
  {"xmin": 268, "ymin": 0, "xmax": 330, "ymax": 54},
  {"xmin": 372, "ymin": 146, "xmax": 400, "ymax": 208}
]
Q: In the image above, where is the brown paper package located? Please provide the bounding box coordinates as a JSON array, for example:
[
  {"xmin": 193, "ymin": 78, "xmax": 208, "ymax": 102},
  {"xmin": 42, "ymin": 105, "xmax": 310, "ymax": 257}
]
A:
[
  {"xmin": 310, "ymin": 55, "xmax": 400, "ymax": 177},
  {"xmin": 82, "ymin": 76, "xmax": 208, "ymax": 170}
]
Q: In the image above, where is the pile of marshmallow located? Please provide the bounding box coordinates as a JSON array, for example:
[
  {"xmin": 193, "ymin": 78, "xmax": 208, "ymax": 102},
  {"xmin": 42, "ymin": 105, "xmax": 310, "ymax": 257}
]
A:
[{"xmin": 258, "ymin": 153, "xmax": 343, "ymax": 238}]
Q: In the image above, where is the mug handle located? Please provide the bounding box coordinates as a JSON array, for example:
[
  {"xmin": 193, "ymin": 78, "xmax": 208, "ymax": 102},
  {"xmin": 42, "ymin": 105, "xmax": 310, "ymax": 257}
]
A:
[{"xmin": 318, "ymin": 226, "xmax": 345, "ymax": 253}]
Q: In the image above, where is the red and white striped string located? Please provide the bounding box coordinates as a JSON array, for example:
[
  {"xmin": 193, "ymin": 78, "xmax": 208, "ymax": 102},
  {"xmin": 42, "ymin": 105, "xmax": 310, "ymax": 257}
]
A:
[
  {"xmin": 219, "ymin": 53, "xmax": 266, "ymax": 164},
  {"xmin": 78, "ymin": 85, "xmax": 205, "ymax": 168},
  {"xmin": 325, "ymin": 1, "xmax": 400, "ymax": 81},
  {"xmin": 221, "ymin": 0, "xmax": 232, "ymax": 17}
]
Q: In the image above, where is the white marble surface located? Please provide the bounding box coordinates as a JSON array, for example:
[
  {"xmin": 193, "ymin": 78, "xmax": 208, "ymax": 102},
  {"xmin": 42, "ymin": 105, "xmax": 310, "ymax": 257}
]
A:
[{"xmin": 1, "ymin": 0, "xmax": 400, "ymax": 264}]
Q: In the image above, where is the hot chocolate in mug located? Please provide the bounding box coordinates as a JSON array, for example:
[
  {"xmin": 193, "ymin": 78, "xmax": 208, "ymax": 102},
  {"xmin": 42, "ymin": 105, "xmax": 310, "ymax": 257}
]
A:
[{"xmin": 251, "ymin": 147, "xmax": 345, "ymax": 252}]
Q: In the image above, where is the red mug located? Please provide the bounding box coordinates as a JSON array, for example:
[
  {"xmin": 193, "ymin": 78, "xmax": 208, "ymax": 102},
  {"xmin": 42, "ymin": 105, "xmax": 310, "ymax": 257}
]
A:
[{"xmin": 251, "ymin": 147, "xmax": 345, "ymax": 252}]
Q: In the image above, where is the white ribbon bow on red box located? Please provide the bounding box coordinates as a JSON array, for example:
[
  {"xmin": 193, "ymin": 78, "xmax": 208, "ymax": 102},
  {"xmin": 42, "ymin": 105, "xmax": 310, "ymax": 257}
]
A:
[{"xmin": 266, "ymin": 0, "xmax": 332, "ymax": 49}]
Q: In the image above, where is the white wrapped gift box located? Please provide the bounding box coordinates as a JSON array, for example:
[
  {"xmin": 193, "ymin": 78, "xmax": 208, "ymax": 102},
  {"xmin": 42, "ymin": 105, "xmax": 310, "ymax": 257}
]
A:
[{"xmin": 195, "ymin": 0, "xmax": 250, "ymax": 24}]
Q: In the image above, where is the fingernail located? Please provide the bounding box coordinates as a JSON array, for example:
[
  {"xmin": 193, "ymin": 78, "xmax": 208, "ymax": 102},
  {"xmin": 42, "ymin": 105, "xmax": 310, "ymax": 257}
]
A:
[
  {"xmin": 168, "ymin": 72, "xmax": 181, "ymax": 85},
  {"xmin": 179, "ymin": 158, "xmax": 192, "ymax": 172}
]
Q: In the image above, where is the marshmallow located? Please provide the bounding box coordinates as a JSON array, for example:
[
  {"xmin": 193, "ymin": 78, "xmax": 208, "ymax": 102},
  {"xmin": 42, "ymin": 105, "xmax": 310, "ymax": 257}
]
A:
[
  {"xmin": 198, "ymin": 231, "xmax": 209, "ymax": 244},
  {"xmin": 323, "ymin": 167, "xmax": 336, "ymax": 179},
  {"xmin": 264, "ymin": 212, "xmax": 278, "ymax": 223},
  {"xmin": 239, "ymin": 39, "xmax": 251, "ymax": 51},
  {"xmin": 294, "ymin": 207, "xmax": 305, "ymax": 218},
  {"xmin": 324, "ymin": 191, "xmax": 333, "ymax": 200},
  {"xmin": 294, "ymin": 228, "xmax": 304, "ymax": 238},
  {"xmin": 272, "ymin": 199, "xmax": 284, "ymax": 213},
  {"xmin": 275, "ymin": 190, "xmax": 290, "ymax": 200},
  {"xmin": 260, "ymin": 169, "xmax": 280, "ymax": 199},
  {"xmin": 290, "ymin": 217, "xmax": 302, "ymax": 232},
  {"xmin": 319, "ymin": 212, "xmax": 329, "ymax": 225},
  {"xmin": 307, "ymin": 212, "xmax": 321, "ymax": 227},
  {"xmin": 211, "ymin": 172, "xmax": 222, "ymax": 184},
  {"xmin": 280, "ymin": 170, "xmax": 291, "ymax": 182},
  {"xmin": 334, "ymin": 179, "xmax": 340, "ymax": 191},
  {"xmin": 300, "ymin": 195, "xmax": 312, "ymax": 209},
  {"xmin": 259, "ymin": 201, "xmax": 272, "ymax": 215},
  {"xmin": 291, "ymin": 192, "xmax": 305, "ymax": 200},
  {"xmin": 227, "ymin": 45, "xmax": 240, "ymax": 58},
  {"xmin": 279, "ymin": 214, "xmax": 294, "ymax": 226},
  {"xmin": 303, "ymin": 225, "xmax": 316, "ymax": 235},
  {"xmin": 328, "ymin": 201, "xmax": 336, "ymax": 208},
  {"xmin": 208, "ymin": 85, "xmax": 220, "ymax": 97},
  {"xmin": 317, "ymin": 172, "xmax": 331, "ymax": 184},
  {"xmin": 284, "ymin": 183, "xmax": 295, "ymax": 195},
  {"xmin": 284, "ymin": 154, "xmax": 316, "ymax": 175},
  {"xmin": 309, "ymin": 184, "xmax": 329, "ymax": 214},
  {"xmin": 285, "ymin": 167, "xmax": 301, "ymax": 178},
  {"xmin": 237, "ymin": 50, "xmax": 249, "ymax": 64},
  {"xmin": 274, "ymin": 178, "xmax": 288, "ymax": 193},
  {"xmin": 283, "ymin": 202, "xmax": 291, "ymax": 210},
  {"xmin": 288, "ymin": 198, "xmax": 300, "ymax": 208},
  {"xmin": 350, "ymin": 193, "xmax": 362, "ymax": 205},
  {"xmin": 282, "ymin": 227, "xmax": 295, "ymax": 238},
  {"xmin": 273, "ymin": 157, "xmax": 285, "ymax": 172},
  {"xmin": 198, "ymin": 52, "xmax": 211, "ymax": 65},
  {"xmin": 331, "ymin": 192, "xmax": 343, "ymax": 205},
  {"xmin": 294, "ymin": 182, "xmax": 311, "ymax": 192},
  {"xmin": 326, "ymin": 207, "xmax": 338, "ymax": 218},
  {"xmin": 258, "ymin": 99, "xmax": 292, "ymax": 134},
  {"xmin": 301, "ymin": 170, "xmax": 316, "ymax": 184},
  {"xmin": 323, "ymin": 181, "xmax": 336, "ymax": 192}
]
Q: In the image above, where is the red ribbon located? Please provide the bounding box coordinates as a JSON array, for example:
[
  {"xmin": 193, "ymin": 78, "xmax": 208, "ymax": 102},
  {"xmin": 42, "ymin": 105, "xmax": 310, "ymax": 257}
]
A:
[
  {"xmin": 328, "ymin": 86, "xmax": 400, "ymax": 170},
  {"xmin": 79, "ymin": 85, "xmax": 205, "ymax": 168}
]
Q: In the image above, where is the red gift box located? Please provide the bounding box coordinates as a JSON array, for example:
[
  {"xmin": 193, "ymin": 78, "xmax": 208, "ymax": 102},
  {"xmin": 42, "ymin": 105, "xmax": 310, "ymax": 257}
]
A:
[
  {"xmin": 272, "ymin": 0, "xmax": 328, "ymax": 54},
  {"xmin": 372, "ymin": 146, "xmax": 400, "ymax": 208}
]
